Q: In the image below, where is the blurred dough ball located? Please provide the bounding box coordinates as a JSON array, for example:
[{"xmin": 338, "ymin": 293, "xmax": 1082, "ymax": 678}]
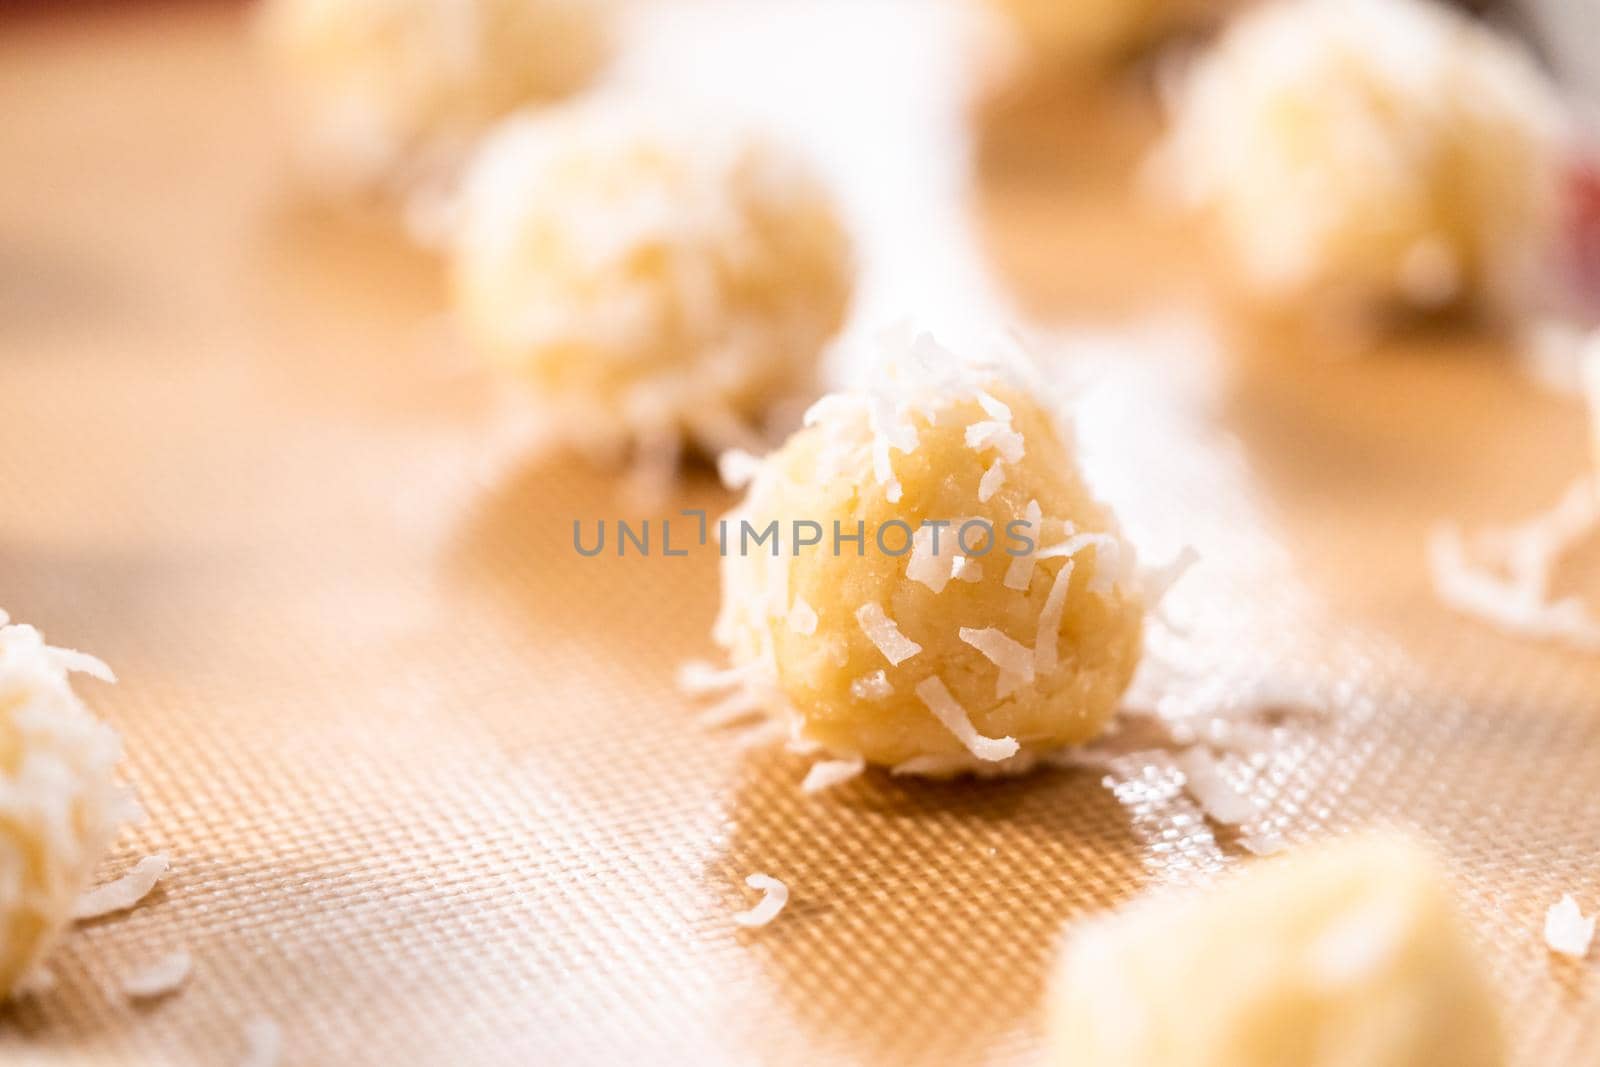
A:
[
  {"xmin": 1049, "ymin": 832, "xmax": 1505, "ymax": 1067},
  {"xmin": 714, "ymin": 333, "xmax": 1144, "ymax": 773},
  {"xmin": 256, "ymin": 0, "xmax": 610, "ymax": 196},
  {"xmin": 0, "ymin": 613, "xmax": 134, "ymax": 997},
  {"xmin": 986, "ymin": 0, "xmax": 1209, "ymax": 74},
  {"xmin": 451, "ymin": 103, "xmax": 854, "ymax": 460},
  {"xmin": 1158, "ymin": 0, "xmax": 1566, "ymax": 316}
]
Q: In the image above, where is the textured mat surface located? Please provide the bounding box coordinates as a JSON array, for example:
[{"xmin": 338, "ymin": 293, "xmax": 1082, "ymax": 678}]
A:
[{"xmin": 1, "ymin": 3, "xmax": 1598, "ymax": 1065}]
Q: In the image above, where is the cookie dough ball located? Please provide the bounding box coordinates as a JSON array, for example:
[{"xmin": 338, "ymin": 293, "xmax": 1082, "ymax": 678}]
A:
[
  {"xmin": 0, "ymin": 612, "xmax": 135, "ymax": 997},
  {"xmin": 451, "ymin": 104, "xmax": 854, "ymax": 460},
  {"xmin": 1049, "ymin": 832, "xmax": 1505, "ymax": 1067},
  {"xmin": 1158, "ymin": 0, "xmax": 1566, "ymax": 315},
  {"xmin": 713, "ymin": 333, "xmax": 1144, "ymax": 773},
  {"xmin": 256, "ymin": 0, "xmax": 610, "ymax": 194}
]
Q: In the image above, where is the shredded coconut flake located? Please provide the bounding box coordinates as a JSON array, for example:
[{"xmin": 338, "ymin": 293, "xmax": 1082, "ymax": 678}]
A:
[
  {"xmin": 788, "ymin": 596, "xmax": 818, "ymax": 635},
  {"xmin": 1176, "ymin": 749, "xmax": 1258, "ymax": 825},
  {"xmin": 978, "ymin": 460, "xmax": 1006, "ymax": 503},
  {"xmin": 676, "ymin": 659, "xmax": 754, "ymax": 696},
  {"xmin": 892, "ymin": 749, "xmax": 1043, "ymax": 778},
  {"xmin": 733, "ymin": 719, "xmax": 790, "ymax": 753},
  {"xmin": 914, "ymin": 676, "xmax": 1019, "ymax": 761},
  {"xmin": 801, "ymin": 756, "xmax": 865, "ymax": 794},
  {"xmin": 48, "ymin": 647, "xmax": 116, "ymax": 684},
  {"xmin": 717, "ymin": 448, "xmax": 765, "ymax": 490},
  {"xmin": 1038, "ymin": 532, "xmax": 1123, "ymax": 595},
  {"xmin": 856, "ymin": 602, "xmax": 922, "ymax": 666},
  {"xmin": 695, "ymin": 690, "xmax": 766, "ymax": 729},
  {"xmin": 733, "ymin": 873, "xmax": 789, "ymax": 928},
  {"xmin": 850, "ymin": 670, "xmax": 893, "ymax": 701},
  {"xmin": 1034, "ymin": 559, "xmax": 1076, "ymax": 676},
  {"xmin": 1003, "ymin": 499, "xmax": 1044, "ymax": 590},
  {"xmin": 906, "ymin": 526, "xmax": 956, "ymax": 593},
  {"xmin": 866, "ymin": 392, "xmax": 918, "ymax": 505},
  {"xmin": 1142, "ymin": 545, "xmax": 1199, "ymax": 609},
  {"xmin": 965, "ymin": 420, "xmax": 1024, "ymax": 463},
  {"xmin": 951, "ymin": 556, "xmax": 982, "ymax": 583},
  {"xmin": 975, "ymin": 389, "xmax": 1012, "ymax": 421},
  {"xmin": 958, "ymin": 626, "xmax": 1035, "ymax": 698},
  {"xmin": 1545, "ymin": 894, "xmax": 1596, "ymax": 959},
  {"xmin": 1241, "ymin": 832, "xmax": 1286, "ymax": 856},
  {"xmin": 1427, "ymin": 480, "xmax": 1600, "ymax": 651},
  {"xmin": 122, "ymin": 950, "xmax": 192, "ymax": 1000},
  {"xmin": 75, "ymin": 854, "xmax": 170, "ymax": 920}
]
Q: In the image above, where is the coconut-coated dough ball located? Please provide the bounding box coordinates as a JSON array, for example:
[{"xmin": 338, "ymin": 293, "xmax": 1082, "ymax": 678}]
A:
[
  {"xmin": 1049, "ymin": 832, "xmax": 1505, "ymax": 1067},
  {"xmin": 1159, "ymin": 0, "xmax": 1566, "ymax": 314},
  {"xmin": 256, "ymin": 0, "xmax": 609, "ymax": 193},
  {"xmin": 452, "ymin": 104, "xmax": 854, "ymax": 458},
  {"xmin": 714, "ymin": 335, "xmax": 1143, "ymax": 773},
  {"xmin": 0, "ymin": 612, "xmax": 135, "ymax": 997}
]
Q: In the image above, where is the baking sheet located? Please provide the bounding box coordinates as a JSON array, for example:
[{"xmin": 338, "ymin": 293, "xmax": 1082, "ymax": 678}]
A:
[{"xmin": 1, "ymin": 2, "xmax": 1599, "ymax": 1064}]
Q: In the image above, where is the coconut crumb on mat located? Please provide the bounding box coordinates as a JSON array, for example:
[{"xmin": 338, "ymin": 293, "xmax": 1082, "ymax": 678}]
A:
[
  {"xmin": 675, "ymin": 659, "xmax": 755, "ymax": 696},
  {"xmin": 1427, "ymin": 479, "xmax": 1600, "ymax": 651},
  {"xmin": 122, "ymin": 950, "xmax": 192, "ymax": 1000},
  {"xmin": 1240, "ymin": 832, "xmax": 1286, "ymax": 856},
  {"xmin": 1175, "ymin": 748, "xmax": 1258, "ymax": 826},
  {"xmin": 74, "ymin": 854, "xmax": 170, "ymax": 921},
  {"xmin": 1544, "ymin": 895, "xmax": 1596, "ymax": 959},
  {"xmin": 733, "ymin": 874, "xmax": 789, "ymax": 928},
  {"xmin": 240, "ymin": 1017, "xmax": 283, "ymax": 1067},
  {"xmin": 693, "ymin": 690, "xmax": 767, "ymax": 730},
  {"xmin": 800, "ymin": 756, "xmax": 865, "ymax": 794}
]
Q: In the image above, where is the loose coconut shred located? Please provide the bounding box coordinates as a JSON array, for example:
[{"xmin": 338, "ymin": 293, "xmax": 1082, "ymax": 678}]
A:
[
  {"xmin": 122, "ymin": 950, "xmax": 192, "ymax": 1000},
  {"xmin": 801, "ymin": 756, "xmax": 866, "ymax": 794},
  {"xmin": 1430, "ymin": 342, "xmax": 1600, "ymax": 648},
  {"xmin": 733, "ymin": 873, "xmax": 789, "ymax": 928},
  {"xmin": 1428, "ymin": 478, "xmax": 1600, "ymax": 651},
  {"xmin": 1544, "ymin": 894, "xmax": 1596, "ymax": 959},
  {"xmin": 1175, "ymin": 748, "xmax": 1259, "ymax": 826},
  {"xmin": 74, "ymin": 854, "xmax": 171, "ymax": 920}
]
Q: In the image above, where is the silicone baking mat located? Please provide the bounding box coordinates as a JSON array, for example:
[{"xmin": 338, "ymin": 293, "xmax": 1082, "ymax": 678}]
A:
[{"xmin": 1, "ymin": 2, "xmax": 1598, "ymax": 1064}]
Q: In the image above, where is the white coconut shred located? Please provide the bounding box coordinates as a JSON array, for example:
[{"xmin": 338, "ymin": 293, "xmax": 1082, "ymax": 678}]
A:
[{"xmin": 733, "ymin": 873, "xmax": 790, "ymax": 928}]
